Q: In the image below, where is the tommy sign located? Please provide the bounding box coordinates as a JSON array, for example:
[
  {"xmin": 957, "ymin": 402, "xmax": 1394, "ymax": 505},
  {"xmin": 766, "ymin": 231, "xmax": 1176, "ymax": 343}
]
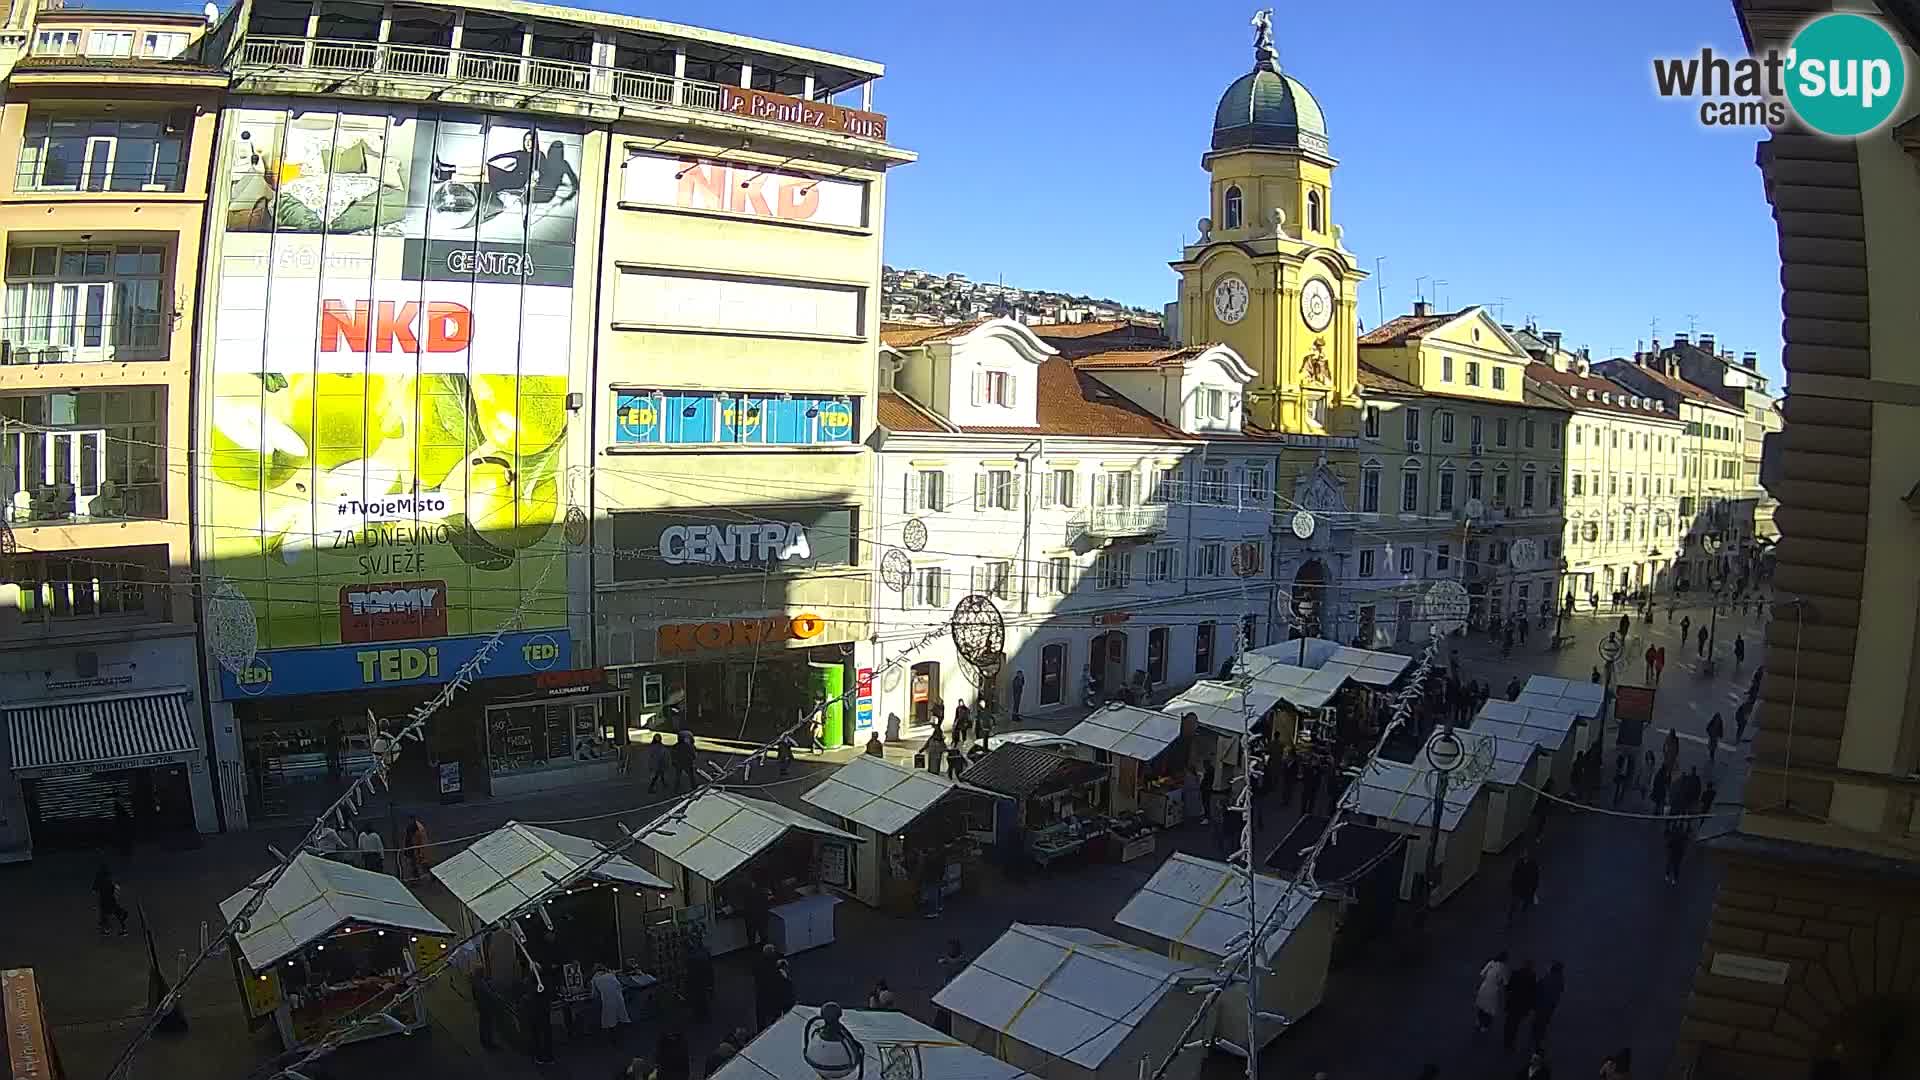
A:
[{"xmin": 612, "ymin": 505, "xmax": 856, "ymax": 580}]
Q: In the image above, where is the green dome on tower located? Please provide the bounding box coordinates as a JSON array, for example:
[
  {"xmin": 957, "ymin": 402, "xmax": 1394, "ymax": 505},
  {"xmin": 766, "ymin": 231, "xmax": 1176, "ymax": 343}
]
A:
[{"xmin": 1212, "ymin": 64, "xmax": 1328, "ymax": 155}]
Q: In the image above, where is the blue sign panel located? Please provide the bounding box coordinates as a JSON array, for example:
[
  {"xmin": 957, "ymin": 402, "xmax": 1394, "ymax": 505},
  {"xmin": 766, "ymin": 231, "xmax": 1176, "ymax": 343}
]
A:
[
  {"xmin": 613, "ymin": 391, "xmax": 857, "ymax": 447},
  {"xmin": 219, "ymin": 631, "xmax": 570, "ymax": 699}
]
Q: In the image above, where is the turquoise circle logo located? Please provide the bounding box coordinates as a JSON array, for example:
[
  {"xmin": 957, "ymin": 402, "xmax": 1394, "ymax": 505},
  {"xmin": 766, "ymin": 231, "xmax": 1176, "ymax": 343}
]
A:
[{"xmin": 1786, "ymin": 13, "xmax": 1906, "ymax": 137}]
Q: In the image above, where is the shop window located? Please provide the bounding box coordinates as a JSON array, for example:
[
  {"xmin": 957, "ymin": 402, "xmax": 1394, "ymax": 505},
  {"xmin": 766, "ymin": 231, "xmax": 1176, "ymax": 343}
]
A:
[
  {"xmin": 1195, "ymin": 621, "xmax": 1215, "ymax": 675},
  {"xmin": 611, "ymin": 390, "xmax": 858, "ymax": 447},
  {"xmin": 1039, "ymin": 643, "xmax": 1066, "ymax": 705},
  {"xmin": 485, "ymin": 700, "xmax": 613, "ymax": 782}
]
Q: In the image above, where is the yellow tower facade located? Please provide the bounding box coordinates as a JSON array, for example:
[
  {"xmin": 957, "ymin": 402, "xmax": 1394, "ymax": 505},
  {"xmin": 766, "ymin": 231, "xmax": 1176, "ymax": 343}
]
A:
[{"xmin": 1171, "ymin": 13, "xmax": 1368, "ymax": 438}]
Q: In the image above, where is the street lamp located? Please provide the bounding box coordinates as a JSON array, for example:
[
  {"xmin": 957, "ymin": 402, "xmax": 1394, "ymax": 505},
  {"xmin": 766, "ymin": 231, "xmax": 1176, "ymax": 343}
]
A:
[
  {"xmin": 802, "ymin": 1003, "xmax": 864, "ymax": 1080},
  {"xmin": 1701, "ymin": 534, "xmax": 1725, "ymax": 675},
  {"xmin": 1597, "ymin": 630, "xmax": 1624, "ymax": 749},
  {"xmin": 1421, "ymin": 727, "xmax": 1464, "ymax": 919}
]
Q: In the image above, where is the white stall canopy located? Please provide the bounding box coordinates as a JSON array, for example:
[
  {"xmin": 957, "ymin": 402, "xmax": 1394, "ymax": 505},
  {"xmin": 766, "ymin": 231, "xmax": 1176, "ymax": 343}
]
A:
[
  {"xmin": 1162, "ymin": 680, "xmax": 1281, "ymax": 736},
  {"xmin": 1433, "ymin": 727, "xmax": 1537, "ymax": 787},
  {"xmin": 430, "ymin": 821, "xmax": 673, "ymax": 924},
  {"xmin": 1515, "ymin": 676, "xmax": 1605, "ymax": 720},
  {"xmin": 220, "ymin": 852, "xmax": 451, "ymax": 971},
  {"xmin": 1349, "ymin": 761, "xmax": 1484, "ymax": 832},
  {"xmin": 934, "ymin": 923, "xmax": 1205, "ymax": 1071},
  {"xmin": 1246, "ymin": 638, "xmax": 1414, "ymax": 687},
  {"xmin": 803, "ymin": 756, "xmax": 977, "ymax": 836},
  {"xmin": 640, "ymin": 790, "xmax": 860, "ymax": 884},
  {"xmin": 1062, "ymin": 704, "xmax": 1183, "ymax": 762},
  {"xmin": 713, "ymin": 1005, "xmax": 1038, "ymax": 1080},
  {"xmin": 1114, "ymin": 852, "xmax": 1319, "ymax": 966},
  {"xmin": 1475, "ymin": 700, "xmax": 1579, "ymax": 753},
  {"xmin": 1237, "ymin": 661, "xmax": 1346, "ymax": 711}
]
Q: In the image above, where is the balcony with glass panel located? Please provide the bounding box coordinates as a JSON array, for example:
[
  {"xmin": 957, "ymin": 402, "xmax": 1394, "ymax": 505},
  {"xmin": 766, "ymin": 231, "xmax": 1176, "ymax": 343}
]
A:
[
  {"xmin": 0, "ymin": 389, "xmax": 166, "ymax": 526},
  {"xmin": 2, "ymin": 244, "xmax": 172, "ymax": 365}
]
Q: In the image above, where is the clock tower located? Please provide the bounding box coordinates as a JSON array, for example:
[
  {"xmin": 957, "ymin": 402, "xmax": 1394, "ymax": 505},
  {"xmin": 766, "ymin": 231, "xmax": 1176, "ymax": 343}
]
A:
[{"xmin": 1171, "ymin": 10, "xmax": 1368, "ymax": 437}]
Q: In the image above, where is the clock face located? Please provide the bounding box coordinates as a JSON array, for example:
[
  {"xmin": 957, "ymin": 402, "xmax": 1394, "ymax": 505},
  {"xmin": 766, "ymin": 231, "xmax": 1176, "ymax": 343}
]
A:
[
  {"xmin": 1212, "ymin": 275, "xmax": 1249, "ymax": 325},
  {"xmin": 1300, "ymin": 278, "xmax": 1335, "ymax": 332}
]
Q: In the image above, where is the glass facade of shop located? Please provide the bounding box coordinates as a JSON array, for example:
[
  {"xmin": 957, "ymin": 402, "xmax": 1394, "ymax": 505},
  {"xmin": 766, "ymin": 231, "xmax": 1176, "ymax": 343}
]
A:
[{"xmin": 613, "ymin": 644, "xmax": 857, "ymax": 748}]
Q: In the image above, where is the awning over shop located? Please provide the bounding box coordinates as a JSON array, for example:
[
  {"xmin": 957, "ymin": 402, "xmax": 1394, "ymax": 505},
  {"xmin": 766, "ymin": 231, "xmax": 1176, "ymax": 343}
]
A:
[
  {"xmin": 933, "ymin": 923, "xmax": 1205, "ymax": 1071},
  {"xmin": 803, "ymin": 756, "xmax": 980, "ymax": 836},
  {"xmin": 5, "ymin": 690, "xmax": 198, "ymax": 778},
  {"xmin": 1061, "ymin": 703, "xmax": 1182, "ymax": 762},
  {"xmin": 1114, "ymin": 852, "xmax": 1319, "ymax": 966},
  {"xmin": 1162, "ymin": 679, "xmax": 1282, "ymax": 735},
  {"xmin": 1516, "ymin": 676, "xmax": 1605, "ymax": 719},
  {"xmin": 639, "ymin": 789, "xmax": 859, "ymax": 885},
  {"xmin": 958, "ymin": 742, "xmax": 1109, "ymax": 802},
  {"xmin": 1247, "ymin": 638, "xmax": 1414, "ymax": 687},
  {"xmin": 1350, "ymin": 761, "xmax": 1483, "ymax": 832},
  {"xmin": 1475, "ymin": 700, "xmax": 1579, "ymax": 750},
  {"xmin": 714, "ymin": 1005, "xmax": 1037, "ymax": 1080},
  {"xmin": 220, "ymin": 852, "xmax": 451, "ymax": 971},
  {"xmin": 431, "ymin": 821, "xmax": 672, "ymax": 924}
]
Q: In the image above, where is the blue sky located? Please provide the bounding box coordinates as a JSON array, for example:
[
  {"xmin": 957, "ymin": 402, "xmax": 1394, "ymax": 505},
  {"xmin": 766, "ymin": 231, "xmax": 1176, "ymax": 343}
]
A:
[{"xmin": 617, "ymin": 0, "xmax": 1784, "ymax": 383}]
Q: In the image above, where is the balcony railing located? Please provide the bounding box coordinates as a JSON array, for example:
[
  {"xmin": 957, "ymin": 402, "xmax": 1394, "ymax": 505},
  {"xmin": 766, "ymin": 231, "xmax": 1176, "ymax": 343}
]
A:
[
  {"xmin": 1069, "ymin": 503, "xmax": 1169, "ymax": 544},
  {"xmin": 234, "ymin": 36, "xmax": 888, "ymax": 144}
]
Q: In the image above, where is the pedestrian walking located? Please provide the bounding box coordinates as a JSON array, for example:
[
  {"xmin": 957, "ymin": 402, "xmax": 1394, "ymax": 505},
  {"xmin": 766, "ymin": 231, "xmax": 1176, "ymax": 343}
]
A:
[
  {"xmin": 1705, "ymin": 712, "xmax": 1724, "ymax": 766},
  {"xmin": 1680, "ymin": 614, "xmax": 1691, "ymax": 643},
  {"xmin": 1699, "ymin": 780, "xmax": 1718, "ymax": 815},
  {"xmin": 1612, "ymin": 751, "xmax": 1631, "ymax": 807},
  {"xmin": 645, "ymin": 733, "xmax": 669, "ymax": 793},
  {"xmin": 1644, "ymin": 645, "xmax": 1657, "ymax": 683},
  {"xmin": 1697, "ymin": 625, "xmax": 1709, "ymax": 658},
  {"xmin": 1010, "ymin": 669, "xmax": 1026, "ymax": 725},
  {"xmin": 524, "ymin": 967, "xmax": 556, "ymax": 1065},
  {"xmin": 1663, "ymin": 820, "xmax": 1689, "ymax": 885},
  {"xmin": 1507, "ymin": 850, "xmax": 1540, "ymax": 927},
  {"xmin": 356, "ymin": 821, "xmax": 384, "ymax": 873},
  {"xmin": 1667, "ymin": 605, "xmax": 1674, "ymax": 624},
  {"xmin": 952, "ymin": 701, "xmax": 972, "ymax": 747},
  {"xmin": 685, "ymin": 939, "xmax": 714, "ymax": 1024},
  {"xmin": 1654, "ymin": 646, "xmax": 1667, "ymax": 685},
  {"xmin": 922, "ymin": 726, "xmax": 945, "ymax": 775},
  {"xmin": 945, "ymin": 744, "xmax": 967, "ymax": 781},
  {"xmin": 742, "ymin": 876, "xmax": 771, "ymax": 947},
  {"xmin": 671, "ymin": 726, "xmax": 698, "ymax": 791},
  {"xmin": 1502, "ymin": 961, "xmax": 1537, "ymax": 1051},
  {"xmin": 752, "ymin": 944, "xmax": 783, "ymax": 1031},
  {"xmin": 93, "ymin": 863, "xmax": 128, "ymax": 935},
  {"xmin": 1199, "ymin": 758, "xmax": 1216, "ymax": 826},
  {"xmin": 654, "ymin": 1028, "xmax": 690, "ymax": 1080},
  {"xmin": 1649, "ymin": 764, "xmax": 1670, "ymax": 815},
  {"xmin": 1734, "ymin": 699, "xmax": 1751, "ymax": 742},
  {"xmin": 1617, "ymin": 613, "xmax": 1630, "ymax": 640},
  {"xmin": 1515, "ymin": 1047, "xmax": 1553, "ymax": 1079},
  {"xmin": 1474, "ymin": 951, "xmax": 1510, "ymax": 1035},
  {"xmin": 1675, "ymin": 767, "xmax": 1702, "ymax": 823},
  {"xmin": 1298, "ymin": 758, "xmax": 1322, "ymax": 818},
  {"xmin": 1506, "ymin": 676, "xmax": 1523, "ymax": 702},
  {"xmin": 1531, "ymin": 960, "xmax": 1564, "ymax": 1046},
  {"xmin": 402, "ymin": 816, "xmax": 429, "ymax": 882},
  {"xmin": 1518, "ymin": 616, "xmax": 1530, "ymax": 644},
  {"xmin": 1662, "ymin": 728, "xmax": 1681, "ymax": 777},
  {"xmin": 1733, "ymin": 635, "xmax": 1746, "ymax": 667}
]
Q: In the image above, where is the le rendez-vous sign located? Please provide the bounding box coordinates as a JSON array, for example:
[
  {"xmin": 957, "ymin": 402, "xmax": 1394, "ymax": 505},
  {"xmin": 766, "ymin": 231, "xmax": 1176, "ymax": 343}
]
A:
[{"xmin": 716, "ymin": 85, "xmax": 888, "ymax": 143}]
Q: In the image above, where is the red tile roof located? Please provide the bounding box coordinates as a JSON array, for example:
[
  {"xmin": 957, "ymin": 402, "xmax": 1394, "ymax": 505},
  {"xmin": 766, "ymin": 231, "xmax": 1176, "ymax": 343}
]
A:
[
  {"xmin": 1069, "ymin": 346, "xmax": 1207, "ymax": 370},
  {"xmin": 1612, "ymin": 361, "xmax": 1744, "ymax": 413},
  {"xmin": 1356, "ymin": 363, "xmax": 1420, "ymax": 394},
  {"xmin": 1525, "ymin": 362, "xmax": 1678, "ymax": 420},
  {"xmin": 877, "ymin": 391, "xmax": 955, "ymax": 433},
  {"xmin": 1017, "ymin": 359, "xmax": 1192, "ymax": 439},
  {"xmin": 1357, "ymin": 310, "xmax": 1467, "ymax": 347},
  {"xmin": 1023, "ymin": 320, "xmax": 1136, "ymax": 339},
  {"xmin": 880, "ymin": 321, "xmax": 984, "ymax": 348}
]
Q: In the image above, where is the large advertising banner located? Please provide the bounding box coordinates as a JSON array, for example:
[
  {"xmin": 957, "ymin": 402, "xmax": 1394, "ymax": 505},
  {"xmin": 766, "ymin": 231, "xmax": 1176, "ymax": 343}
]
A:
[{"xmin": 208, "ymin": 102, "xmax": 583, "ymax": 698}]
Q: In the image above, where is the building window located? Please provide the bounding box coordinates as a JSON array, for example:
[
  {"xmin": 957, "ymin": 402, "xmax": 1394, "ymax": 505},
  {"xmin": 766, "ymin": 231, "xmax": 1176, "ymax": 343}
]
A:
[
  {"xmin": 976, "ymin": 370, "xmax": 1014, "ymax": 407},
  {"xmin": 1042, "ymin": 555, "xmax": 1072, "ymax": 595},
  {"xmin": 1610, "ymin": 429, "xmax": 1619, "ymax": 448},
  {"xmin": 1467, "ymin": 466, "xmax": 1484, "ymax": 501},
  {"xmin": 86, "ymin": 31, "xmax": 134, "ymax": 57},
  {"xmin": 1244, "ymin": 464, "xmax": 1271, "ymax": 507},
  {"xmin": 1363, "ymin": 406, "xmax": 1380, "ymax": 439},
  {"xmin": 1046, "ymin": 468, "xmax": 1076, "ymax": 508},
  {"xmin": 974, "ymin": 560, "xmax": 1014, "ymax": 601},
  {"xmin": 1572, "ymin": 474, "xmax": 1584, "ymax": 496},
  {"xmin": 1608, "ymin": 475, "xmax": 1617, "ymax": 496},
  {"xmin": 1492, "ymin": 366, "xmax": 1507, "ymax": 390},
  {"xmin": 1404, "ymin": 407, "xmax": 1422, "ymax": 445},
  {"xmin": 1441, "ymin": 355, "xmax": 1454, "ymax": 382},
  {"xmin": 1522, "ymin": 467, "xmax": 1537, "ymax": 508},
  {"xmin": 1524, "ymin": 419, "xmax": 1536, "ymax": 448},
  {"xmin": 1098, "ymin": 470, "xmax": 1137, "ymax": 508},
  {"xmin": 1360, "ymin": 466, "xmax": 1381, "ymax": 513},
  {"xmin": 1493, "ymin": 471, "xmax": 1509, "ymax": 507},
  {"xmin": 1496, "ymin": 418, "xmax": 1510, "ymax": 447},
  {"xmin": 1440, "ymin": 411, "xmax": 1455, "ymax": 443},
  {"xmin": 1308, "ymin": 395, "xmax": 1328, "ymax": 428},
  {"xmin": 912, "ymin": 469, "xmax": 945, "ymax": 512},
  {"xmin": 17, "ymin": 115, "xmax": 186, "ymax": 194},
  {"xmin": 1399, "ymin": 546, "xmax": 1416, "ymax": 575},
  {"xmin": 1, "ymin": 390, "xmax": 165, "ymax": 522},
  {"xmin": 1039, "ymin": 643, "xmax": 1066, "ymax": 705},
  {"xmin": 1466, "ymin": 361, "xmax": 1481, "ymax": 386},
  {"xmin": 1223, "ymin": 185, "xmax": 1243, "ymax": 229},
  {"xmin": 1197, "ymin": 542, "xmax": 1226, "ymax": 578},
  {"xmin": 1096, "ymin": 550, "xmax": 1133, "ymax": 590},
  {"xmin": 1359, "ymin": 548, "xmax": 1376, "ymax": 577},
  {"xmin": 911, "ymin": 567, "xmax": 950, "ymax": 609},
  {"xmin": 1195, "ymin": 622, "xmax": 1216, "ymax": 675},
  {"xmin": 1438, "ymin": 468, "xmax": 1456, "ymax": 511},
  {"xmin": 975, "ymin": 468, "xmax": 1017, "ymax": 511},
  {"xmin": 1201, "ymin": 465, "xmax": 1230, "ymax": 505},
  {"xmin": 1469, "ymin": 415, "xmax": 1484, "ymax": 448},
  {"xmin": 1146, "ymin": 546, "xmax": 1181, "ymax": 584},
  {"xmin": 1400, "ymin": 469, "xmax": 1419, "ymax": 513},
  {"xmin": 5, "ymin": 244, "xmax": 169, "ymax": 362},
  {"xmin": 1549, "ymin": 469, "xmax": 1561, "ymax": 507},
  {"xmin": 1307, "ymin": 190, "xmax": 1323, "ymax": 231},
  {"xmin": 142, "ymin": 32, "xmax": 188, "ymax": 58},
  {"xmin": 34, "ymin": 30, "xmax": 80, "ymax": 55},
  {"xmin": 9, "ymin": 548, "xmax": 158, "ymax": 626},
  {"xmin": 1147, "ymin": 467, "xmax": 1175, "ymax": 504},
  {"xmin": 1574, "ymin": 425, "xmax": 1583, "ymax": 446},
  {"xmin": 1436, "ymin": 543, "xmax": 1451, "ymax": 571},
  {"xmin": 1550, "ymin": 425, "xmax": 1561, "ymax": 449}
]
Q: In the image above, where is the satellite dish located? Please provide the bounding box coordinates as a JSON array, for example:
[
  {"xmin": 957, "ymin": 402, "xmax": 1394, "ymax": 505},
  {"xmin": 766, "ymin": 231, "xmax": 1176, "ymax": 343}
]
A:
[
  {"xmin": 204, "ymin": 1, "xmax": 219, "ymax": 23},
  {"xmin": 1290, "ymin": 509, "xmax": 1315, "ymax": 540},
  {"xmin": 1462, "ymin": 497, "xmax": 1485, "ymax": 520}
]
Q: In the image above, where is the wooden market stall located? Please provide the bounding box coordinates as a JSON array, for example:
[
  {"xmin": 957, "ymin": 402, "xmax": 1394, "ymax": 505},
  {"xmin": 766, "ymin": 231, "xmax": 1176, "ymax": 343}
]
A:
[
  {"xmin": 1347, "ymin": 761, "xmax": 1489, "ymax": 906},
  {"xmin": 1434, "ymin": 727, "xmax": 1546, "ymax": 853},
  {"xmin": 430, "ymin": 822, "xmax": 674, "ymax": 1030},
  {"xmin": 1113, "ymin": 852, "xmax": 1335, "ymax": 1058},
  {"xmin": 934, "ymin": 923, "xmax": 1215, "ymax": 1080},
  {"xmin": 957, "ymin": 742, "xmax": 1111, "ymax": 868},
  {"xmin": 801, "ymin": 756, "xmax": 985, "ymax": 910},
  {"xmin": 1474, "ymin": 700, "xmax": 1579, "ymax": 791},
  {"xmin": 1265, "ymin": 814, "xmax": 1405, "ymax": 961},
  {"xmin": 221, "ymin": 852, "xmax": 452, "ymax": 1050},
  {"xmin": 1060, "ymin": 703, "xmax": 1186, "ymax": 827},
  {"xmin": 638, "ymin": 790, "xmax": 861, "ymax": 958},
  {"xmin": 713, "ymin": 1004, "xmax": 1038, "ymax": 1080},
  {"xmin": 1516, "ymin": 676, "xmax": 1606, "ymax": 753},
  {"xmin": 1160, "ymin": 680, "xmax": 1283, "ymax": 781}
]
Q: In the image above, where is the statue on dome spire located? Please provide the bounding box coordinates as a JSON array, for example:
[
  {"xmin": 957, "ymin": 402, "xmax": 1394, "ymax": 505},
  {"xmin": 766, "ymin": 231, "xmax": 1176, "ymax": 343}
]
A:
[{"xmin": 1251, "ymin": 9, "xmax": 1279, "ymax": 71}]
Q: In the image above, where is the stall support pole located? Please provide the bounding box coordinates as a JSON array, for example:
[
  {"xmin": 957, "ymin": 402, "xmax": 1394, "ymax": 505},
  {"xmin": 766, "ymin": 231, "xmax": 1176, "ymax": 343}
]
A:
[{"xmin": 1422, "ymin": 721, "xmax": 1453, "ymax": 920}]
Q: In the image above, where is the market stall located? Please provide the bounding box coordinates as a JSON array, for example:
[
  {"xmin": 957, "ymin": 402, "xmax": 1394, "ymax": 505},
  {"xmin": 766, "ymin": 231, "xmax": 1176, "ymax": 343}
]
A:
[
  {"xmin": 1475, "ymin": 699, "xmax": 1579, "ymax": 791},
  {"xmin": 639, "ymin": 790, "xmax": 861, "ymax": 957},
  {"xmin": 957, "ymin": 742, "xmax": 1112, "ymax": 868},
  {"xmin": 1515, "ymin": 676, "xmax": 1606, "ymax": 753},
  {"xmin": 222, "ymin": 852, "xmax": 451, "ymax": 1050},
  {"xmin": 801, "ymin": 756, "xmax": 986, "ymax": 910},
  {"xmin": 1060, "ymin": 704, "xmax": 1185, "ymax": 826},
  {"xmin": 430, "ymin": 821, "xmax": 672, "ymax": 1027},
  {"xmin": 1347, "ymin": 760, "xmax": 1488, "ymax": 906},
  {"xmin": 934, "ymin": 923, "xmax": 1214, "ymax": 1080},
  {"xmin": 714, "ymin": 1004, "xmax": 1038, "ymax": 1080},
  {"xmin": 1160, "ymin": 680, "xmax": 1284, "ymax": 781},
  {"xmin": 1435, "ymin": 727, "xmax": 1546, "ymax": 853},
  {"xmin": 1113, "ymin": 852, "xmax": 1334, "ymax": 1057},
  {"xmin": 1265, "ymin": 814, "xmax": 1405, "ymax": 961}
]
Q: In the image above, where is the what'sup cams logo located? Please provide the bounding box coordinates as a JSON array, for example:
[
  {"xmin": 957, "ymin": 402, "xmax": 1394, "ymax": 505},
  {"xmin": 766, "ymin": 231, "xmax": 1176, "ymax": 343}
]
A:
[{"xmin": 1654, "ymin": 13, "xmax": 1908, "ymax": 136}]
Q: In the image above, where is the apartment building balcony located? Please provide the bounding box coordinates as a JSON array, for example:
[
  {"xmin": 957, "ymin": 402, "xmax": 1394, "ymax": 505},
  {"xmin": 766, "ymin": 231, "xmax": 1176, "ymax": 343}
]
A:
[
  {"xmin": 2, "ymin": 311, "xmax": 170, "ymax": 367},
  {"xmin": 1068, "ymin": 503, "xmax": 1169, "ymax": 544}
]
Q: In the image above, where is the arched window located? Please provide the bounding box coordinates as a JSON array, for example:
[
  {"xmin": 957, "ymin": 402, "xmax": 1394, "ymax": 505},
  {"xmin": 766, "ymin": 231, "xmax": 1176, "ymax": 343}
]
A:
[
  {"xmin": 1223, "ymin": 186, "xmax": 1243, "ymax": 229},
  {"xmin": 1307, "ymin": 190, "xmax": 1323, "ymax": 232}
]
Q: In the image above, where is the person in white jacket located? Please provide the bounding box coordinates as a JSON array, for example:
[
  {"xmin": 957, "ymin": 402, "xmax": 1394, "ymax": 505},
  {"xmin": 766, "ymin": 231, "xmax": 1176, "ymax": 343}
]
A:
[
  {"xmin": 591, "ymin": 963, "xmax": 631, "ymax": 1039},
  {"xmin": 1475, "ymin": 949, "xmax": 1510, "ymax": 1034},
  {"xmin": 356, "ymin": 823, "xmax": 384, "ymax": 873}
]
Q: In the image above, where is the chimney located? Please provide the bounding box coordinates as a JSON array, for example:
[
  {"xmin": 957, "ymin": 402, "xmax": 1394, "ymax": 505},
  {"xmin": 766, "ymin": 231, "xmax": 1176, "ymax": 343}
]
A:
[
  {"xmin": 1675, "ymin": 333, "xmax": 1689, "ymax": 346},
  {"xmin": 1742, "ymin": 350, "xmax": 1758, "ymax": 365},
  {"xmin": 1699, "ymin": 333, "xmax": 1715, "ymax": 354},
  {"xmin": 1413, "ymin": 300, "xmax": 1431, "ymax": 317},
  {"xmin": 1544, "ymin": 330, "xmax": 1562, "ymax": 353}
]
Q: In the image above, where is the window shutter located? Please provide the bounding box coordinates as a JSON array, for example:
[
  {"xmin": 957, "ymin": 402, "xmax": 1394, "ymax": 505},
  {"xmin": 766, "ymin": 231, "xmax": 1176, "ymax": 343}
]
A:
[
  {"xmin": 968, "ymin": 564, "xmax": 978, "ymax": 596},
  {"xmin": 973, "ymin": 471, "xmax": 987, "ymax": 511},
  {"xmin": 1006, "ymin": 376, "xmax": 1017, "ymax": 408},
  {"xmin": 970, "ymin": 373, "xmax": 985, "ymax": 407},
  {"xmin": 904, "ymin": 471, "xmax": 917, "ymax": 512},
  {"xmin": 1039, "ymin": 470, "xmax": 1054, "ymax": 507},
  {"xmin": 940, "ymin": 569, "xmax": 951, "ymax": 607},
  {"xmin": 1009, "ymin": 472, "xmax": 1023, "ymax": 506}
]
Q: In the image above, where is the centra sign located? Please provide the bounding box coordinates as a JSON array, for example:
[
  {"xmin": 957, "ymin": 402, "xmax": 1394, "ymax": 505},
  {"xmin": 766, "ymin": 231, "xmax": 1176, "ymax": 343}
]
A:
[
  {"xmin": 661, "ymin": 522, "xmax": 812, "ymax": 566},
  {"xmin": 657, "ymin": 613, "xmax": 827, "ymax": 656}
]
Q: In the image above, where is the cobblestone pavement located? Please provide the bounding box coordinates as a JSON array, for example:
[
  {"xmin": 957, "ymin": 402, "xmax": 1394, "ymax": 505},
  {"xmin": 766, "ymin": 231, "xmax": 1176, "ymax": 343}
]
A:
[{"xmin": 0, "ymin": 596, "xmax": 1770, "ymax": 1080}]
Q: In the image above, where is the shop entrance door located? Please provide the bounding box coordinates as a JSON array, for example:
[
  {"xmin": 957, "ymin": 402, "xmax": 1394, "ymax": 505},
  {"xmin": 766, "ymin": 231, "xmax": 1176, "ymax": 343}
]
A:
[
  {"xmin": 21, "ymin": 763, "xmax": 192, "ymax": 851},
  {"xmin": 910, "ymin": 662, "xmax": 938, "ymax": 727},
  {"xmin": 1146, "ymin": 628, "xmax": 1168, "ymax": 686},
  {"xmin": 1396, "ymin": 599, "xmax": 1415, "ymax": 643},
  {"xmin": 1102, "ymin": 630, "xmax": 1129, "ymax": 693}
]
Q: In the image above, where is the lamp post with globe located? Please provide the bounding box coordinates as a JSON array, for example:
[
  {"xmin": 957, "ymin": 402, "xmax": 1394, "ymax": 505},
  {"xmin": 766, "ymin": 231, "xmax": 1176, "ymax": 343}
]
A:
[{"xmin": 1701, "ymin": 533, "xmax": 1725, "ymax": 676}]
